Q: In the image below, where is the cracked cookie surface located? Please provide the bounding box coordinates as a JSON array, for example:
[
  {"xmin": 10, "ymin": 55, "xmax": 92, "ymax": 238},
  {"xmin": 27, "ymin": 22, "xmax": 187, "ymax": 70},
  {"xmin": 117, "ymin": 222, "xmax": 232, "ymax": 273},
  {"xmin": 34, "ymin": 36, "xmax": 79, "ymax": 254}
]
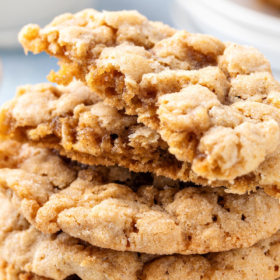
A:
[
  {"xmin": 0, "ymin": 194, "xmax": 144, "ymax": 280},
  {"xmin": 18, "ymin": 9, "xmax": 280, "ymax": 184},
  {"xmin": 1, "ymin": 193, "xmax": 280, "ymax": 280},
  {"xmin": 1, "ymin": 141, "xmax": 280, "ymax": 255},
  {"xmin": 142, "ymin": 231, "xmax": 280, "ymax": 280}
]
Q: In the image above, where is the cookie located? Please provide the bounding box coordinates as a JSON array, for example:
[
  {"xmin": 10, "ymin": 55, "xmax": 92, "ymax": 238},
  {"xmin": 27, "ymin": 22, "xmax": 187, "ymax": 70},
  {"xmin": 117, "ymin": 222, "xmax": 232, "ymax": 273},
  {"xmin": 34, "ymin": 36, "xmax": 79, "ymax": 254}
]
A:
[
  {"xmin": 142, "ymin": 231, "xmax": 280, "ymax": 280},
  {"xmin": 18, "ymin": 9, "xmax": 280, "ymax": 185},
  {"xmin": 2, "ymin": 81, "xmax": 280, "ymax": 197},
  {"xmin": 0, "ymin": 81, "xmax": 185, "ymax": 183},
  {"xmin": 1, "ymin": 141, "xmax": 280, "ymax": 255},
  {"xmin": 0, "ymin": 194, "xmax": 144, "ymax": 280},
  {"xmin": 1, "ymin": 193, "xmax": 280, "ymax": 280},
  {"xmin": 18, "ymin": 9, "xmax": 176, "ymax": 62}
]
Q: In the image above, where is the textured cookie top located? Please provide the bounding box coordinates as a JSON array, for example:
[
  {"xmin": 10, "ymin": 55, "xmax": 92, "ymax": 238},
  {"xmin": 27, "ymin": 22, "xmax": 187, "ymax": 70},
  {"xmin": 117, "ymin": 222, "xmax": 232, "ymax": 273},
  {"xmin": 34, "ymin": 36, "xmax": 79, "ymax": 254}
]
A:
[
  {"xmin": 18, "ymin": 9, "xmax": 175, "ymax": 60},
  {"xmin": 2, "ymin": 81, "xmax": 280, "ymax": 197},
  {"xmin": 1, "ymin": 194, "xmax": 280, "ymax": 280},
  {"xmin": 1, "ymin": 141, "xmax": 280, "ymax": 255},
  {"xmin": 0, "ymin": 194, "xmax": 144, "ymax": 280},
  {"xmin": 19, "ymin": 9, "xmax": 280, "ymax": 184},
  {"xmin": 142, "ymin": 231, "xmax": 280, "ymax": 280}
]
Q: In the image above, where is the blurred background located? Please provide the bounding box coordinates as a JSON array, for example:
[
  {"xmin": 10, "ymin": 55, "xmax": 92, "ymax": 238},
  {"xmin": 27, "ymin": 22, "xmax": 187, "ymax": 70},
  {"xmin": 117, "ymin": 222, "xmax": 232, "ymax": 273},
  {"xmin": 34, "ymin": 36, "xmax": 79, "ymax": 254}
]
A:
[{"xmin": 0, "ymin": 0, "xmax": 280, "ymax": 104}]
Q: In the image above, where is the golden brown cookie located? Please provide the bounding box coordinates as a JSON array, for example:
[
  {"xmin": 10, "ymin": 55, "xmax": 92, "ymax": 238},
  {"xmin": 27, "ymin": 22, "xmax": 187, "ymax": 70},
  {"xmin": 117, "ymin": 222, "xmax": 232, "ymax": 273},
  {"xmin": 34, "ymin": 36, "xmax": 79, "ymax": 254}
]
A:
[
  {"xmin": 0, "ymin": 194, "xmax": 143, "ymax": 280},
  {"xmin": 142, "ymin": 231, "xmax": 280, "ymax": 280},
  {"xmin": 1, "ymin": 193, "xmax": 280, "ymax": 280},
  {"xmin": 1, "ymin": 140, "xmax": 280, "ymax": 255},
  {"xmin": 1, "ymin": 81, "xmax": 280, "ymax": 197},
  {"xmin": 0, "ymin": 81, "xmax": 186, "ymax": 183},
  {"xmin": 18, "ymin": 9, "xmax": 280, "ymax": 185}
]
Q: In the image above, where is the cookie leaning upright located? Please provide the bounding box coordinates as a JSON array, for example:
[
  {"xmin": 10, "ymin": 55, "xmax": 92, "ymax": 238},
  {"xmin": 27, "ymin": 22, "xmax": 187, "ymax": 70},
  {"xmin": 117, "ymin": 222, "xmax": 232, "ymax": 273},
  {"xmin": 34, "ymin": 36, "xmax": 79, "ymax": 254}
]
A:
[{"xmin": 18, "ymin": 9, "xmax": 280, "ymax": 191}]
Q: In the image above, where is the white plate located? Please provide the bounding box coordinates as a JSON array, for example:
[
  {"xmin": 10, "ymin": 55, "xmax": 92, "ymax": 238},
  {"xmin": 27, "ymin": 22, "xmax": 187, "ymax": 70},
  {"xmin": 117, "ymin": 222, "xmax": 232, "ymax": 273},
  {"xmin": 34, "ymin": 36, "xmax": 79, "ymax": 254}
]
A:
[{"xmin": 171, "ymin": 0, "xmax": 280, "ymax": 79}]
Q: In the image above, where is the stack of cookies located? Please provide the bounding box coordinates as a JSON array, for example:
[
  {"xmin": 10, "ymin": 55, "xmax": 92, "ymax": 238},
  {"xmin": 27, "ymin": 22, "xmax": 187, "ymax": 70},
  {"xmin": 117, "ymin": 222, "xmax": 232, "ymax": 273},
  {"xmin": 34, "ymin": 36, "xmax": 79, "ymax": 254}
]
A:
[{"xmin": 1, "ymin": 9, "xmax": 280, "ymax": 280}]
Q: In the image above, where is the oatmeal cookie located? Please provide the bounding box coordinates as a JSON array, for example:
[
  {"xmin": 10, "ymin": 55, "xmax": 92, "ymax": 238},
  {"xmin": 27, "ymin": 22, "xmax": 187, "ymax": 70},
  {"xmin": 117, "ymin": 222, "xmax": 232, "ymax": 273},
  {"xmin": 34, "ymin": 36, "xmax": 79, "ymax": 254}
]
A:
[
  {"xmin": 19, "ymin": 10, "xmax": 280, "ymax": 183},
  {"xmin": 18, "ymin": 9, "xmax": 175, "ymax": 73},
  {"xmin": 1, "ymin": 194, "xmax": 280, "ymax": 280},
  {"xmin": 0, "ymin": 81, "xmax": 186, "ymax": 183},
  {"xmin": 142, "ymin": 231, "xmax": 280, "ymax": 280},
  {"xmin": 1, "ymin": 141, "xmax": 280, "ymax": 255},
  {"xmin": 0, "ymin": 194, "xmax": 144, "ymax": 280},
  {"xmin": 1, "ymin": 81, "xmax": 280, "ymax": 196}
]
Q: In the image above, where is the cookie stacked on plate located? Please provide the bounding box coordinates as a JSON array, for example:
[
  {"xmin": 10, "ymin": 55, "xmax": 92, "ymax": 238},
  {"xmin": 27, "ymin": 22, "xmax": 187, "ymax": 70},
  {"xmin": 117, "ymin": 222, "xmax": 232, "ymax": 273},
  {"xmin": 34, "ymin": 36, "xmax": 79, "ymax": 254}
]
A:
[{"xmin": 1, "ymin": 9, "xmax": 280, "ymax": 280}]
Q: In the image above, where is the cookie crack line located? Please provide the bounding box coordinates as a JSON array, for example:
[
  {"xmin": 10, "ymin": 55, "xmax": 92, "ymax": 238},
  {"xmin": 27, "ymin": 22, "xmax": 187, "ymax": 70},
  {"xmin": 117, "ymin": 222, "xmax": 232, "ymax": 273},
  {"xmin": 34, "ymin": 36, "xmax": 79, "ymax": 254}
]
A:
[
  {"xmin": 17, "ymin": 9, "xmax": 280, "ymax": 185},
  {"xmin": 1, "ymin": 193, "xmax": 280, "ymax": 280},
  {"xmin": 1, "ymin": 141, "xmax": 280, "ymax": 255}
]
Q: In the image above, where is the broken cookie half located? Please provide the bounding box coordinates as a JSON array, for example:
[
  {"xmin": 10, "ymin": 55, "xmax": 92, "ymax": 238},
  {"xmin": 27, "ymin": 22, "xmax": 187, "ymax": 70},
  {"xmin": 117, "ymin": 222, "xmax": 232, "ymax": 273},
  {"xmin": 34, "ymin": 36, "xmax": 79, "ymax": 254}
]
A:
[
  {"xmin": 1, "ymin": 82, "xmax": 280, "ymax": 197},
  {"xmin": 19, "ymin": 9, "xmax": 280, "ymax": 184}
]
